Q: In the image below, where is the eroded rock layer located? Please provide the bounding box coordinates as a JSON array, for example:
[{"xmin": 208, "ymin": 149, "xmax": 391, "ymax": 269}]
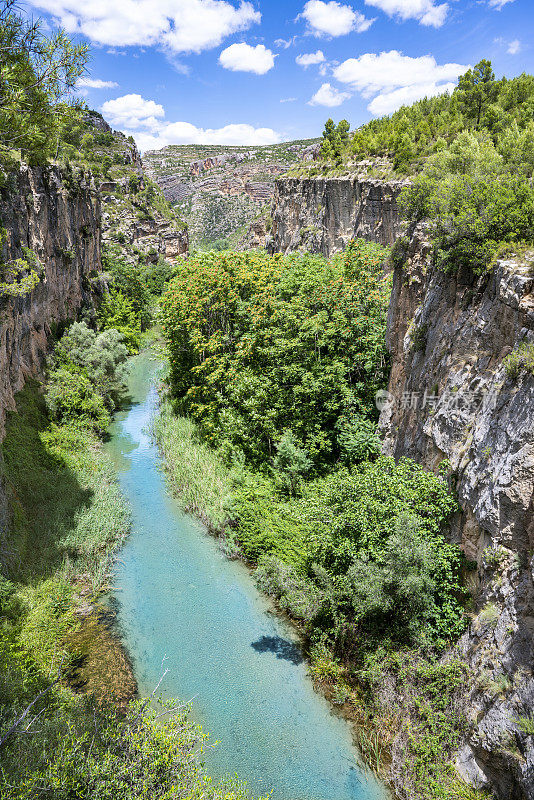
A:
[
  {"xmin": 380, "ymin": 226, "xmax": 534, "ymax": 799},
  {"xmin": 0, "ymin": 165, "xmax": 100, "ymax": 436}
]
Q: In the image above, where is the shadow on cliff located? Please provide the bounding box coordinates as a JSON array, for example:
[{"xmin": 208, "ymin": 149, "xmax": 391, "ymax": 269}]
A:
[{"xmin": 0, "ymin": 381, "xmax": 93, "ymax": 581}]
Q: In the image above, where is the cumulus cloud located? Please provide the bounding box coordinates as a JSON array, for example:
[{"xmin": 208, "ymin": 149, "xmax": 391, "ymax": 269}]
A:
[
  {"xmin": 29, "ymin": 0, "xmax": 260, "ymax": 54},
  {"xmin": 300, "ymin": 1, "xmax": 375, "ymax": 37},
  {"xmin": 309, "ymin": 82, "xmax": 350, "ymax": 106},
  {"xmin": 368, "ymin": 81, "xmax": 456, "ymax": 114},
  {"xmin": 102, "ymin": 94, "xmax": 165, "ymax": 130},
  {"xmin": 219, "ymin": 43, "xmax": 275, "ymax": 74},
  {"xmin": 77, "ymin": 77, "xmax": 119, "ymax": 89},
  {"xmin": 488, "ymin": 0, "xmax": 515, "ymax": 8},
  {"xmin": 296, "ymin": 50, "xmax": 325, "ymax": 67},
  {"xmin": 101, "ymin": 93, "xmax": 280, "ymax": 151},
  {"xmin": 507, "ymin": 38, "xmax": 521, "ymax": 54},
  {"xmin": 333, "ymin": 51, "xmax": 466, "ymax": 115},
  {"xmin": 364, "ymin": 0, "xmax": 449, "ymax": 27},
  {"xmin": 134, "ymin": 123, "xmax": 281, "ymax": 151}
]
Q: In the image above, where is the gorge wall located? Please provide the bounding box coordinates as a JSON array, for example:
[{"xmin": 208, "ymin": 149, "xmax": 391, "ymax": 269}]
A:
[
  {"xmin": 379, "ymin": 227, "xmax": 534, "ymax": 799},
  {"xmin": 0, "ymin": 165, "xmax": 101, "ymax": 437},
  {"xmin": 267, "ymin": 175, "xmax": 405, "ymax": 257}
]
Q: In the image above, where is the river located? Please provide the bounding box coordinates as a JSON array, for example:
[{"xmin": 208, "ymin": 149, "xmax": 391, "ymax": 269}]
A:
[{"xmin": 105, "ymin": 349, "xmax": 386, "ymax": 800}]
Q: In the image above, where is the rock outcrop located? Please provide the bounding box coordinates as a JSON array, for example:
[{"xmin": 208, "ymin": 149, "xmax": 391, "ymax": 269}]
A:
[
  {"xmin": 268, "ymin": 175, "xmax": 405, "ymax": 257},
  {"xmin": 379, "ymin": 226, "xmax": 534, "ymax": 799},
  {"xmin": 143, "ymin": 140, "xmax": 319, "ymax": 248},
  {"xmin": 0, "ymin": 165, "xmax": 101, "ymax": 436}
]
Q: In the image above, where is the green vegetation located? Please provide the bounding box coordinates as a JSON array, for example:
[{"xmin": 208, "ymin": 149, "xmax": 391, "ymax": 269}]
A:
[
  {"xmin": 503, "ymin": 341, "xmax": 534, "ymax": 378},
  {"xmin": 160, "ymin": 240, "xmax": 390, "ymax": 469},
  {"xmin": 158, "ymin": 240, "xmax": 471, "ymax": 799},
  {"xmin": 320, "ymin": 118, "xmax": 350, "ymax": 165},
  {"xmin": 0, "ymin": 0, "xmax": 87, "ymax": 173},
  {"xmin": 314, "ymin": 61, "xmax": 534, "ymax": 274}
]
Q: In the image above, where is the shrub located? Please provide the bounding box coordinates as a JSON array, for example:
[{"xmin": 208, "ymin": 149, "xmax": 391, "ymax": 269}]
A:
[
  {"xmin": 504, "ymin": 341, "xmax": 534, "ymax": 378},
  {"xmin": 46, "ymin": 367, "xmax": 110, "ymax": 432},
  {"xmin": 52, "ymin": 322, "xmax": 128, "ymax": 408}
]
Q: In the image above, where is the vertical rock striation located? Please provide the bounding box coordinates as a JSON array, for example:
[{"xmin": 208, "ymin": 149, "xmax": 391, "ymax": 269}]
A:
[
  {"xmin": 379, "ymin": 226, "xmax": 534, "ymax": 799},
  {"xmin": 0, "ymin": 165, "xmax": 101, "ymax": 437},
  {"xmin": 268, "ymin": 176, "xmax": 405, "ymax": 256}
]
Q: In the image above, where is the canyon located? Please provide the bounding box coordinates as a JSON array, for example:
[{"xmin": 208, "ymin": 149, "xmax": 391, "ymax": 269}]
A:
[
  {"xmin": 1, "ymin": 125, "xmax": 533, "ymax": 800},
  {"xmin": 142, "ymin": 140, "xmax": 319, "ymax": 248}
]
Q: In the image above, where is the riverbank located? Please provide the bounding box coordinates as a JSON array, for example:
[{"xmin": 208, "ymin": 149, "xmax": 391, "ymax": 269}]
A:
[
  {"xmin": 153, "ymin": 393, "xmax": 488, "ymax": 800},
  {"xmin": 0, "ymin": 344, "xmax": 261, "ymax": 799}
]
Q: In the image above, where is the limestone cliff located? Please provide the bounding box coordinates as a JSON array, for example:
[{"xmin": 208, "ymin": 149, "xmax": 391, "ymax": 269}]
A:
[
  {"xmin": 268, "ymin": 175, "xmax": 405, "ymax": 257},
  {"xmin": 81, "ymin": 114, "xmax": 188, "ymax": 262},
  {"xmin": 0, "ymin": 164, "xmax": 100, "ymax": 437},
  {"xmin": 143, "ymin": 140, "xmax": 319, "ymax": 249},
  {"xmin": 379, "ymin": 226, "xmax": 534, "ymax": 799}
]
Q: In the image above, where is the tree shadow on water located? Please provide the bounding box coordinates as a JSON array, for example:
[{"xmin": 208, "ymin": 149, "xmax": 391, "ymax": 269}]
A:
[{"xmin": 251, "ymin": 635, "xmax": 304, "ymax": 665}]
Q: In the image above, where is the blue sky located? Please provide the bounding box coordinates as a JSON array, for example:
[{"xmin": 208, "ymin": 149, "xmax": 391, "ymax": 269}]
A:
[{"xmin": 26, "ymin": 0, "xmax": 533, "ymax": 151}]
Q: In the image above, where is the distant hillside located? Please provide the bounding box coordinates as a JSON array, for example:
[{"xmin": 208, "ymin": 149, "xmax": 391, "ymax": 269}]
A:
[{"xmin": 143, "ymin": 140, "xmax": 320, "ymax": 249}]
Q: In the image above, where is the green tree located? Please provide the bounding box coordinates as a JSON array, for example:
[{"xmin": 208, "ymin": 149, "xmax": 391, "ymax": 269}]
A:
[
  {"xmin": 272, "ymin": 430, "xmax": 312, "ymax": 495},
  {"xmin": 320, "ymin": 118, "xmax": 350, "ymax": 165},
  {"xmin": 457, "ymin": 59, "xmax": 498, "ymax": 128},
  {"xmin": 0, "ymin": 0, "xmax": 88, "ymax": 166}
]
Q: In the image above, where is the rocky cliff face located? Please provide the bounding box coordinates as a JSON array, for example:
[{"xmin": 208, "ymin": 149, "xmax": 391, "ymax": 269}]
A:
[
  {"xmin": 379, "ymin": 226, "xmax": 534, "ymax": 799},
  {"xmin": 268, "ymin": 175, "xmax": 405, "ymax": 257},
  {"xmin": 143, "ymin": 140, "xmax": 319, "ymax": 248},
  {"xmin": 0, "ymin": 165, "xmax": 100, "ymax": 438}
]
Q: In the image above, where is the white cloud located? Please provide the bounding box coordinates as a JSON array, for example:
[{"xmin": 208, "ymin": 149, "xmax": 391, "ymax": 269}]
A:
[
  {"xmin": 29, "ymin": 0, "xmax": 261, "ymax": 54},
  {"xmin": 364, "ymin": 0, "xmax": 449, "ymax": 27},
  {"xmin": 77, "ymin": 77, "xmax": 119, "ymax": 89},
  {"xmin": 368, "ymin": 81, "xmax": 455, "ymax": 114},
  {"xmin": 488, "ymin": 0, "xmax": 515, "ymax": 8},
  {"xmin": 101, "ymin": 94, "xmax": 165, "ymax": 130},
  {"xmin": 280, "ymin": 97, "xmax": 297, "ymax": 102},
  {"xmin": 300, "ymin": 1, "xmax": 375, "ymax": 37},
  {"xmin": 101, "ymin": 93, "xmax": 280, "ymax": 151},
  {"xmin": 495, "ymin": 36, "xmax": 521, "ymax": 54},
  {"xmin": 334, "ymin": 50, "xmax": 465, "ymax": 95},
  {"xmin": 333, "ymin": 51, "xmax": 466, "ymax": 115},
  {"xmin": 296, "ymin": 50, "xmax": 325, "ymax": 67},
  {"xmin": 134, "ymin": 123, "xmax": 281, "ymax": 152},
  {"xmin": 309, "ymin": 82, "xmax": 350, "ymax": 106},
  {"xmin": 219, "ymin": 43, "xmax": 275, "ymax": 74},
  {"xmin": 275, "ymin": 36, "xmax": 298, "ymax": 48}
]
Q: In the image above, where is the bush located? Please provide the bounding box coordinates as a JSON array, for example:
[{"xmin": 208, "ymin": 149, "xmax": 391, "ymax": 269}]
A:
[
  {"xmin": 160, "ymin": 241, "xmax": 391, "ymax": 469},
  {"xmin": 504, "ymin": 341, "xmax": 534, "ymax": 378},
  {"xmin": 46, "ymin": 367, "xmax": 110, "ymax": 432},
  {"xmin": 98, "ymin": 291, "xmax": 142, "ymax": 353},
  {"xmin": 301, "ymin": 457, "xmax": 464, "ymax": 648},
  {"xmin": 52, "ymin": 322, "xmax": 128, "ymax": 408}
]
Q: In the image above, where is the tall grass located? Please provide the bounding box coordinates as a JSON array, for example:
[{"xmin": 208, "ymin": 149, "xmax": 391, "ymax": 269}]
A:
[{"xmin": 152, "ymin": 400, "xmax": 236, "ymax": 533}]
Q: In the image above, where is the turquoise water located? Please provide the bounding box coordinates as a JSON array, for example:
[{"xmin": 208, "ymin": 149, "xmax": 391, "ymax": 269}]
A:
[{"xmin": 107, "ymin": 350, "xmax": 386, "ymax": 800}]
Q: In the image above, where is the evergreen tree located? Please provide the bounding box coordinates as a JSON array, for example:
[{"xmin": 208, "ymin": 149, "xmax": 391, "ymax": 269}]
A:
[{"xmin": 457, "ymin": 59, "xmax": 498, "ymax": 128}]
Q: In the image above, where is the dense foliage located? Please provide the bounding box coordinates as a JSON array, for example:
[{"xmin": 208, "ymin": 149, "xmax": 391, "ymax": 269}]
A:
[
  {"xmin": 46, "ymin": 322, "xmax": 128, "ymax": 431},
  {"xmin": 0, "ymin": 324, "xmax": 259, "ymax": 799},
  {"xmin": 159, "ymin": 241, "xmax": 466, "ymax": 654},
  {"xmin": 160, "ymin": 240, "xmax": 390, "ymax": 469},
  {"xmin": 345, "ymin": 61, "xmax": 534, "ymax": 175},
  {"xmin": 0, "ymin": 0, "xmax": 88, "ymax": 172},
  {"xmin": 399, "ymin": 128, "xmax": 534, "ymax": 273},
  {"xmin": 319, "ymin": 61, "xmax": 534, "ymax": 272}
]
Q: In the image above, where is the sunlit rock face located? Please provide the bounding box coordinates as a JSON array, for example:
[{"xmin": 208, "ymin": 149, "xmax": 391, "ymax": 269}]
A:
[
  {"xmin": 268, "ymin": 175, "xmax": 405, "ymax": 257},
  {"xmin": 380, "ymin": 225, "xmax": 534, "ymax": 799}
]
